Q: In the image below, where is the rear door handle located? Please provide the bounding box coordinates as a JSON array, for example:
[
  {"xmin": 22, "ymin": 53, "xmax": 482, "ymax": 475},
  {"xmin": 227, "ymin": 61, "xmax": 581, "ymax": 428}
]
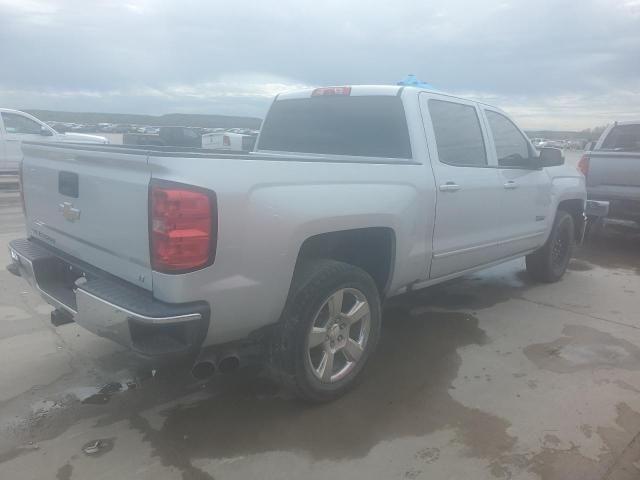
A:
[
  {"xmin": 439, "ymin": 182, "xmax": 460, "ymax": 192},
  {"xmin": 503, "ymin": 181, "xmax": 518, "ymax": 189}
]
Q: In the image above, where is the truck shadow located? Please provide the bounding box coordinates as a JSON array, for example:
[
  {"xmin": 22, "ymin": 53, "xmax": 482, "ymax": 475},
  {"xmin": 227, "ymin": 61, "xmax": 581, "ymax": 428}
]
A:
[
  {"xmin": 576, "ymin": 224, "xmax": 640, "ymax": 275},
  {"xmin": 114, "ymin": 308, "xmax": 515, "ymax": 474}
]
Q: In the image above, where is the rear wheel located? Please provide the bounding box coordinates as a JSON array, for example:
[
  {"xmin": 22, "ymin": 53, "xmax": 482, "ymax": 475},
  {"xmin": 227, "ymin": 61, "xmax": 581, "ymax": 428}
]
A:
[
  {"xmin": 270, "ymin": 260, "xmax": 381, "ymax": 402},
  {"xmin": 526, "ymin": 210, "xmax": 575, "ymax": 283}
]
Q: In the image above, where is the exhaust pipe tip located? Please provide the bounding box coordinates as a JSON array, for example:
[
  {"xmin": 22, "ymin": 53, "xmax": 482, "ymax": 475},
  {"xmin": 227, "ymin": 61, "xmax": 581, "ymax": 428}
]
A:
[
  {"xmin": 191, "ymin": 353, "xmax": 241, "ymax": 379},
  {"xmin": 218, "ymin": 355, "xmax": 240, "ymax": 373},
  {"xmin": 191, "ymin": 361, "xmax": 216, "ymax": 380}
]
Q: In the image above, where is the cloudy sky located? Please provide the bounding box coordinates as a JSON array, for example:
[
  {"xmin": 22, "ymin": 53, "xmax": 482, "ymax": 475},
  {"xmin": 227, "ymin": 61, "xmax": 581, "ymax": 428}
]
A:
[{"xmin": 1, "ymin": 0, "xmax": 639, "ymax": 129}]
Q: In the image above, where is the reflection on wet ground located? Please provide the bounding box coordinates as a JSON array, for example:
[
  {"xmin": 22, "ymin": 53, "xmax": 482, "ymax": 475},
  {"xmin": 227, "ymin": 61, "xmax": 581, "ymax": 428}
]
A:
[
  {"xmin": 1, "ymin": 217, "xmax": 640, "ymax": 479},
  {"xmin": 2, "ymin": 312, "xmax": 503, "ymax": 474},
  {"xmin": 525, "ymin": 325, "xmax": 640, "ymax": 373},
  {"xmin": 576, "ymin": 224, "xmax": 640, "ymax": 275}
]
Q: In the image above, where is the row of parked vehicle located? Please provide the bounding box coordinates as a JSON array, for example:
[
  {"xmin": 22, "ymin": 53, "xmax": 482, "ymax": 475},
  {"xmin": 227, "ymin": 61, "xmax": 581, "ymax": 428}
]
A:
[
  {"xmin": 123, "ymin": 126, "xmax": 259, "ymax": 151},
  {"xmin": 1, "ymin": 109, "xmax": 109, "ymax": 174},
  {"xmin": 530, "ymin": 138, "xmax": 588, "ymax": 150},
  {"xmin": 0, "ymin": 109, "xmax": 262, "ymax": 174}
]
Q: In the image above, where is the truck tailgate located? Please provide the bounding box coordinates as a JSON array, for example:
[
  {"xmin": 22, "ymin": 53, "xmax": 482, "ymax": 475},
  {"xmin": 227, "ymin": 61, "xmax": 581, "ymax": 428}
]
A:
[
  {"xmin": 21, "ymin": 142, "xmax": 153, "ymax": 290},
  {"xmin": 587, "ymin": 151, "xmax": 640, "ymax": 192}
]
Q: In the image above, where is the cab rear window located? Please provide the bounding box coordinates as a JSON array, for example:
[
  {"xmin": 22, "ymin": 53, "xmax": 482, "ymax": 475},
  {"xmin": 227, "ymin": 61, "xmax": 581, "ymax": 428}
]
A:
[
  {"xmin": 258, "ymin": 96, "xmax": 412, "ymax": 159},
  {"xmin": 601, "ymin": 124, "xmax": 640, "ymax": 152}
]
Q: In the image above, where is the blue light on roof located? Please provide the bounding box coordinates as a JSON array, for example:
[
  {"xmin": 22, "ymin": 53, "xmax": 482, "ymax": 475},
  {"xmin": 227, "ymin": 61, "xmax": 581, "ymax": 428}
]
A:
[{"xmin": 397, "ymin": 74, "xmax": 434, "ymax": 89}]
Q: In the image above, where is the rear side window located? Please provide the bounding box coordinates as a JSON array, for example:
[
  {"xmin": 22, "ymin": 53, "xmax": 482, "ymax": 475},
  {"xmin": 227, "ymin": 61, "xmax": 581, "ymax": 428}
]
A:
[
  {"xmin": 601, "ymin": 124, "xmax": 640, "ymax": 152},
  {"xmin": 428, "ymin": 99, "xmax": 487, "ymax": 167},
  {"xmin": 258, "ymin": 96, "xmax": 412, "ymax": 159},
  {"xmin": 485, "ymin": 110, "xmax": 531, "ymax": 167}
]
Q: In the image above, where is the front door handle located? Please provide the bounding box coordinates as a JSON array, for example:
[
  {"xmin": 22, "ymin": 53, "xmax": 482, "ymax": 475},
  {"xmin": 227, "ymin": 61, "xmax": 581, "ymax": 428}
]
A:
[
  {"xmin": 439, "ymin": 182, "xmax": 461, "ymax": 192},
  {"xmin": 504, "ymin": 181, "xmax": 518, "ymax": 189}
]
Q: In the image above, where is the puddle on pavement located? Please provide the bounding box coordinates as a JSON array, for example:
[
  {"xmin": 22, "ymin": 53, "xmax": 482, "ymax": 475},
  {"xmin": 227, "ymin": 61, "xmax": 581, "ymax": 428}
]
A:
[
  {"xmin": 1, "ymin": 308, "xmax": 524, "ymax": 479},
  {"xmin": 106, "ymin": 309, "xmax": 522, "ymax": 479},
  {"xmin": 576, "ymin": 228, "xmax": 640, "ymax": 275},
  {"xmin": 55, "ymin": 462, "xmax": 72, "ymax": 480},
  {"xmin": 524, "ymin": 325, "xmax": 640, "ymax": 373},
  {"xmin": 491, "ymin": 402, "xmax": 640, "ymax": 480}
]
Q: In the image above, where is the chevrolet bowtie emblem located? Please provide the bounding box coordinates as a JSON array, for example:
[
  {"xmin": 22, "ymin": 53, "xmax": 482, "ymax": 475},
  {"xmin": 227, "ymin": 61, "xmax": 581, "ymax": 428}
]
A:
[{"xmin": 59, "ymin": 202, "xmax": 81, "ymax": 222}]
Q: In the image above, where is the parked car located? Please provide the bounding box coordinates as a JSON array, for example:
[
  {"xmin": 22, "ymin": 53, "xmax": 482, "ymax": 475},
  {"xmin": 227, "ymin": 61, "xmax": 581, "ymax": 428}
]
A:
[
  {"xmin": 201, "ymin": 131, "xmax": 257, "ymax": 151},
  {"xmin": 8, "ymin": 85, "xmax": 590, "ymax": 402},
  {"xmin": 0, "ymin": 108, "xmax": 108, "ymax": 174},
  {"xmin": 158, "ymin": 126, "xmax": 203, "ymax": 147},
  {"xmin": 580, "ymin": 120, "xmax": 640, "ymax": 228},
  {"xmin": 539, "ymin": 139, "xmax": 565, "ymax": 149}
]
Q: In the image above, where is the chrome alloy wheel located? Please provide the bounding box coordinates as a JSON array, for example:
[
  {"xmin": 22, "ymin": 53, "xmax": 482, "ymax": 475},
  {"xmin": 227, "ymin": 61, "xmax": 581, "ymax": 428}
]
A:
[{"xmin": 306, "ymin": 288, "xmax": 371, "ymax": 383}]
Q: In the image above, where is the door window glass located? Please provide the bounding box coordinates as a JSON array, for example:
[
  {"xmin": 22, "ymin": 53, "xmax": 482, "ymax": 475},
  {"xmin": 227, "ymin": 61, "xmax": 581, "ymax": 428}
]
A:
[
  {"xmin": 486, "ymin": 110, "xmax": 531, "ymax": 167},
  {"xmin": 428, "ymin": 99, "xmax": 487, "ymax": 167}
]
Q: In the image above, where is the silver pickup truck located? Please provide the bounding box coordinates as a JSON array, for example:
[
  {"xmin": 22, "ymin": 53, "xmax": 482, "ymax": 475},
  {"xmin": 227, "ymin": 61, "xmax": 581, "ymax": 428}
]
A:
[
  {"xmin": 8, "ymin": 85, "xmax": 588, "ymax": 401},
  {"xmin": 581, "ymin": 121, "xmax": 640, "ymax": 227}
]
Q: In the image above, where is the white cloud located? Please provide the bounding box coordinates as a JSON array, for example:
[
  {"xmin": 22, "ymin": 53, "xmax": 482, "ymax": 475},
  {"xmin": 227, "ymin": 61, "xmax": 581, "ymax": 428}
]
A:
[
  {"xmin": 0, "ymin": 0, "xmax": 638, "ymax": 128},
  {"xmin": 467, "ymin": 90, "xmax": 640, "ymax": 130}
]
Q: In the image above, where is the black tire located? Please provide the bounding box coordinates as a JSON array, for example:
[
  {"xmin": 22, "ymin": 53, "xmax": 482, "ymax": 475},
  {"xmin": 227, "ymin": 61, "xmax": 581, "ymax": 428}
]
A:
[
  {"xmin": 269, "ymin": 260, "xmax": 381, "ymax": 402},
  {"xmin": 526, "ymin": 210, "xmax": 575, "ymax": 283}
]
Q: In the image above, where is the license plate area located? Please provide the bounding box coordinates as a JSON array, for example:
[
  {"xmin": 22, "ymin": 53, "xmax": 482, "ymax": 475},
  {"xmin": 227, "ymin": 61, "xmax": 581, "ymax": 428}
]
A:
[
  {"xmin": 34, "ymin": 257, "xmax": 87, "ymax": 313},
  {"xmin": 58, "ymin": 171, "xmax": 79, "ymax": 198}
]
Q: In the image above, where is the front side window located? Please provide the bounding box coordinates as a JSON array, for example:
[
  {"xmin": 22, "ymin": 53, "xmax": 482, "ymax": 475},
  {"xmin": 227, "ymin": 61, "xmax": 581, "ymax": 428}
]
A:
[
  {"xmin": 485, "ymin": 110, "xmax": 531, "ymax": 167},
  {"xmin": 1, "ymin": 112, "xmax": 43, "ymax": 135},
  {"xmin": 428, "ymin": 99, "xmax": 487, "ymax": 167}
]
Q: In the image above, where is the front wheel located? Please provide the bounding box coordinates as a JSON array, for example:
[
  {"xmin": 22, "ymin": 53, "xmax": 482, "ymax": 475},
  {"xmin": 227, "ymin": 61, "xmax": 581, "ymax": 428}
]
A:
[
  {"xmin": 526, "ymin": 210, "xmax": 575, "ymax": 283},
  {"xmin": 270, "ymin": 260, "xmax": 381, "ymax": 402}
]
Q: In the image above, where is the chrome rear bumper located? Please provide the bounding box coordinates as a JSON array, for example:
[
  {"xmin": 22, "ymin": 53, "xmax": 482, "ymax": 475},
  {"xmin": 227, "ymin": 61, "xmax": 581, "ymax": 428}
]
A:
[
  {"xmin": 585, "ymin": 200, "xmax": 610, "ymax": 217},
  {"xmin": 8, "ymin": 238, "xmax": 209, "ymax": 359}
]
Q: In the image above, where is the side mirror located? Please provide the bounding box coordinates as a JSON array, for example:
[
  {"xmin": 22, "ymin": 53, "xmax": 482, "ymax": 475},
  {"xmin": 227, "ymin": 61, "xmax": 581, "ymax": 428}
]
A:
[
  {"xmin": 40, "ymin": 126, "xmax": 54, "ymax": 136},
  {"xmin": 538, "ymin": 147, "xmax": 564, "ymax": 167}
]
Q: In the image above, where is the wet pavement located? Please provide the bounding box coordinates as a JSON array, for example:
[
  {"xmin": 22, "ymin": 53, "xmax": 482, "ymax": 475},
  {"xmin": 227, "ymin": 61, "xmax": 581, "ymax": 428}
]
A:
[{"xmin": 1, "ymin": 200, "xmax": 640, "ymax": 480}]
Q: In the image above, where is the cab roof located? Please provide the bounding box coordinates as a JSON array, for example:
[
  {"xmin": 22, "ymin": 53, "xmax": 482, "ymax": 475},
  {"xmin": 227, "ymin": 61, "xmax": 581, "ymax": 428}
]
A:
[{"xmin": 275, "ymin": 84, "xmax": 497, "ymax": 107}]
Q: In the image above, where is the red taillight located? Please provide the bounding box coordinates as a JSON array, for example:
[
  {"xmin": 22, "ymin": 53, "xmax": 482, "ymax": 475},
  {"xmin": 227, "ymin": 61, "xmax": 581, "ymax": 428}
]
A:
[
  {"xmin": 577, "ymin": 154, "xmax": 590, "ymax": 176},
  {"xmin": 311, "ymin": 86, "xmax": 352, "ymax": 97},
  {"xmin": 18, "ymin": 160, "xmax": 26, "ymax": 215},
  {"xmin": 223, "ymin": 134, "xmax": 230, "ymax": 147},
  {"xmin": 150, "ymin": 181, "xmax": 216, "ymax": 273}
]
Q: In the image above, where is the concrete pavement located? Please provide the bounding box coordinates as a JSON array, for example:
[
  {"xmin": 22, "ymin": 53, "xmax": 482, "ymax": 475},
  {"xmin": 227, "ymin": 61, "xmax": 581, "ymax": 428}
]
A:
[{"xmin": 1, "ymin": 199, "xmax": 640, "ymax": 480}]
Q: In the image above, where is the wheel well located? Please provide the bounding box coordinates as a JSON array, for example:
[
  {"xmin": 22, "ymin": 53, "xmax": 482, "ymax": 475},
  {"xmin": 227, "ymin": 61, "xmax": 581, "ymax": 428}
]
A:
[
  {"xmin": 558, "ymin": 198, "xmax": 585, "ymax": 241},
  {"xmin": 295, "ymin": 228, "xmax": 395, "ymax": 295}
]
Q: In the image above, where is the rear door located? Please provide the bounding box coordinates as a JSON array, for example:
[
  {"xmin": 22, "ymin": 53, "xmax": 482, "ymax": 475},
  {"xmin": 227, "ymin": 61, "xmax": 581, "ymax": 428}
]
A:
[
  {"xmin": 22, "ymin": 143, "xmax": 153, "ymax": 290},
  {"xmin": 420, "ymin": 93, "xmax": 505, "ymax": 278},
  {"xmin": 481, "ymin": 108, "xmax": 551, "ymax": 256}
]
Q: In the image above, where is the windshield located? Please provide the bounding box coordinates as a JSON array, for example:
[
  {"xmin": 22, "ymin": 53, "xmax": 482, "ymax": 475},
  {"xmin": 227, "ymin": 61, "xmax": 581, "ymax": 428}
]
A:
[{"xmin": 601, "ymin": 124, "xmax": 640, "ymax": 151}]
